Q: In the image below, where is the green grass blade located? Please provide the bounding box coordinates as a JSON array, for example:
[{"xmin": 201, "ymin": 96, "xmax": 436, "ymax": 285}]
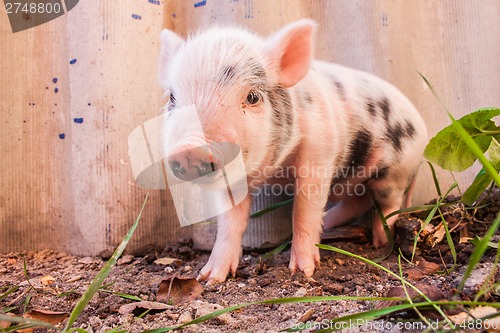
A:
[
  {"xmin": 0, "ymin": 285, "xmax": 19, "ymax": 302},
  {"xmin": 97, "ymin": 289, "xmax": 143, "ymax": 301},
  {"xmin": 262, "ymin": 236, "xmax": 292, "ymax": 259},
  {"xmin": 438, "ymin": 208, "xmax": 457, "ymax": 272},
  {"xmin": 427, "ymin": 161, "xmax": 442, "ymax": 197},
  {"xmin": 458, "ymin": 212, "xmax": 500, "ymax": 292},
  {"xmin": 317, "ymin": 244, "xmax": 453, "ymax": 326},
  {"xmin": 141, "ymin": 296, "xmax": 403, "ymax": 333},
  {"xmin": 384, "ymin": 203, "xmax": 454, "ymax": 220},
  {"xmin": 397, "ymin": 256, "xmax": 429, "ymax": 325},
  {"xmin": 250, "ymin": 198, "xmax": 293, "ymax": 218},
  {"xmin": 311, "ymin": 300, "xmax": 500, "ymax": 333},
  {"xmin": 62, "ymin": 193, "xmax": 149, "ymax": 332}
]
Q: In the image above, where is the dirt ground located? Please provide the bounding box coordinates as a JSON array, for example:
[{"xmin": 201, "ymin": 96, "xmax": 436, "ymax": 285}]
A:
[{"xmin": 1, "ymin": 189, "xmax": 500, "ymax": 332}]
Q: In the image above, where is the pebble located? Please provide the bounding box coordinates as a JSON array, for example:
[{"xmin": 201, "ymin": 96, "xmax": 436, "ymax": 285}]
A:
[
  {"xmin": 78, "ymin": 257, "xmax": 96, "ymax": 264},
  {"xmin": 177, "ymin": 311, "xmax": 193, "ymax": 324},
  {"xmin": 458, "ymin": 262, "xmax": 497, "ymax": 296},
  {"xmin": 294, "ymin": 287, "xmax": 307, "ymax": 297},
  {"xmin": 117, "ymin": 254, "xmax": 134, "ymax": 265},
  {"xmin": 192, "ymin": 300, "xmax": 234, "ymax": 325}
]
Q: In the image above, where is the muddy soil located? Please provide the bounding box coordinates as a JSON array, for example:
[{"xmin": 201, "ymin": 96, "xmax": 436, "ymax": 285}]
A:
[{"xmin": 1, "ymin": 190, "xmax": 500, "ymax": 332}]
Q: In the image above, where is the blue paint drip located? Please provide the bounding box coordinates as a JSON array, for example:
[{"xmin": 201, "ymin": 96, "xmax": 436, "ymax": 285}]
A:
[
  {"xmin": 59, "ymin": 133, "xmax": 65, "ymax": 139},
  {"xmin": 52, "ymin": 77, "xmax": 58, "ymax": 83},
  {"xmin": 194, "ymin": 0, "xmax": 206, "ymax": 7},
  {"xmin": 69, "ymin": 58, "xmax": 77, "ymax": 64},
  {"xmin": 148, "ymin": 0, "xmax": 160, "ymax": 4},
  {"xmin": 74, "ymin": 118, "xmax": 84, "ymax": 124},
  {"xmin": 54, "ymin": 87, "xmax": 59, "ymax": 93},
  {"xmin": 132, "ymin": 14, "xmax": 142, "ymax": 19}
]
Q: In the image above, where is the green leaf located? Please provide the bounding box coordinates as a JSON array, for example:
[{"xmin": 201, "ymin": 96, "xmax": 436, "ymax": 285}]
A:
[
  {"xmin": 462, "ymin": 168, "xmax": 493, "ymax": 206},
  {"xmin": 487, "ymin": 137, "xmax": 500, "ymax": 170},
  {"xmin": 62, "ymin": 193, "xmax": 149, "ymax": 332},
  {"xmin": 424, "ymin": 108, "xmax": 500, "ymax": 172}
]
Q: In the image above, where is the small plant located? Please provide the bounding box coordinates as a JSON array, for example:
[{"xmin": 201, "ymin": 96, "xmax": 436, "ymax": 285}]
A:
[{"xmin": 425, "ymin": 107, "xmax": 500, "ymax": 205}]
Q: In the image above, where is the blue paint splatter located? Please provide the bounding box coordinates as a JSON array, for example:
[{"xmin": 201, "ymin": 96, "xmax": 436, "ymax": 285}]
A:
[
  {"xmin": 148, "ymin": 0, "xmax": 160, "ymax": 4},
  {"xmin": 54, "ymin": 87, "xmax": 59, "ymax": 93},
  {"xmin": 52, "ymin": 77, "xmax": 58, "ymax": 83},
  {"xmin": 132, "ymin": 14, "xmax": 142, "ymax": 19},
  {"xmin": 69, "ymin": 58, "xmax": 77, "ymax": 64},
  {"xmin": 59, "ymin": 133, "xmax": 65, "ymax": 139},
  {"xmin": 74, "ymin": 118, "xmax": 84, "ymax": 124},
  {"xmin": 194, "ymin": 0, "xmax": 206, "ymax": 7}
]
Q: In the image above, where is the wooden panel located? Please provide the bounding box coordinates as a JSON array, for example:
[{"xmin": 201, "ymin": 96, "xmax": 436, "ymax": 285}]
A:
[{"xmin": 0, "ymin": 0, "xmax": 179, "ymax": 255}]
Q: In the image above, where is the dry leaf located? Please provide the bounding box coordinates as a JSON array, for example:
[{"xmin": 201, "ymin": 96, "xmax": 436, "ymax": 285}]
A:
[
  {"xmin": 449, "ymin": 312, "xmax": 470, "ymax": 324},
  {"xmin": 40, "ymin": 275, "xmax": 56, "ymax": 286},
  {"xmin": 298, "ymin": 308, "xmax": 314, "ymax": 323},
  {"xmin": 470, "ymin": 305, "xmax": 500, "ymax": 327},
  {"xmin": 23, "ymin": 309, "xmax": 69, "ymax": 325},
  {"xmin": 157, "ymin": 276, "xmax": 203, "ymax": 306},
  {"xmin": 417, "ymin": 258, "xmax": 441, "ymax": 275},
  {"xmin": 118, "ymin": 301, "xmax": 171, "ymax": 316},
  {"xmin": 405, "ymin": 267, "xmax": 425, "ymax": 281},
  {"xmin": 6, "ymin": 258, "xmax": 17, "ymax": 265},
  {"xmin": 154, "ymin": 257, "xmax": 181, "ymax": 266},
  {"xmin": 470, "ymin": 306, "xmax": 497, "ymax": 318},
  {"xmin": 460, "ymin": 227, "xmax": 472, "ymax": 243},
  {"xmin": 432, "ymin": 222, "xmax": 446, "ymax": 245}
]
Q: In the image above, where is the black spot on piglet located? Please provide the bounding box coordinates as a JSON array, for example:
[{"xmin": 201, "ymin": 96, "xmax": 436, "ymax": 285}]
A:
[
  {"xmin": 365, "ymin": 98, "xmax": 377, "ymax": 117},
  {"xmin": 386, "ymin": 120, "xmax": 416, "ymax": 153},
  {"xmin": 378, "ymin": 97, "xmax": 391, "ymax": 123},
  {"xmin": 347, "ymin": 129, "xmax": 373, "ymax": 167}
]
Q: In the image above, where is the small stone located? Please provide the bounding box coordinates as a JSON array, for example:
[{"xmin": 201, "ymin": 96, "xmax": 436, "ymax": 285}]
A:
[
  {"xmin": 294, "ymin": 287, "xmax": 307, "ymax": 297},
  {"xmin": 78, "ymin": 257, "xmax": 96, "ymax": 264},
  {"xmin": 117, "ymin": 254, "xmax": 134, "ymax": 265},
  {"xmin": 177, "ymin": 311, "xmax": 193, "ymax": 324}
]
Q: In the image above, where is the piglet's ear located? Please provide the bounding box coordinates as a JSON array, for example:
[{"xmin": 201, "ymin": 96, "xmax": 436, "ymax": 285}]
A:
[
  {"xmin": 264, "ymin": 19, "xmax": 316, "ymax": 88},
  {"xmin": 158, "ymin": 29, "xmax": 184, "ymax": 90}
]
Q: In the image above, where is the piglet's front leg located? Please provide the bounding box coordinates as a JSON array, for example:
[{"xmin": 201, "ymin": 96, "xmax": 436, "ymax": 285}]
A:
[
  {"xmin": 289, "ymin": 176, "xmax": 329, "ymax": 277},
  {"xmin": 197, "ymin": 195, "xmax": 251, "ymax": 284}
]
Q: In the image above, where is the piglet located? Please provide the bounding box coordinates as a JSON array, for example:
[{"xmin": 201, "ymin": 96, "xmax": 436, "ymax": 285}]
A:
[{"xmin": 158, "ymin": 20, "xmax": 428, "ymax": 284}]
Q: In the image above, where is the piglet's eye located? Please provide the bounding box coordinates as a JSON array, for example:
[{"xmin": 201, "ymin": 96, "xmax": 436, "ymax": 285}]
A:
[{"xmin": 245, "ymin": 91, "xmax": 261, "ymax": 105}]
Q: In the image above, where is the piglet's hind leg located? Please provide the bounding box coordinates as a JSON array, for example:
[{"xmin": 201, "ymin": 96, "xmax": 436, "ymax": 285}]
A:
[{"xmin": 323, "ymin": 192, "xmax": 374, "ymax": 230}]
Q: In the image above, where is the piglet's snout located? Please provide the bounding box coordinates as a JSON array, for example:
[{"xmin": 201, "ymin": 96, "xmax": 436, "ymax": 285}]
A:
[{"xmin": 167, "ymin": 144, "xmax": 223, "ymax": 181}]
